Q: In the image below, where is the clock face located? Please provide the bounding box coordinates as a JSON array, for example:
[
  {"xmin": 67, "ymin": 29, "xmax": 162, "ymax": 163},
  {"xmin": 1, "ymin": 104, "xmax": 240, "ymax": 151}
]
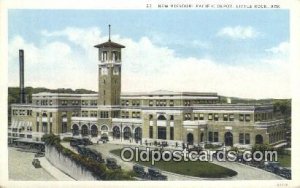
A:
[{"xmin": 101, "ymin": 67, "xmax": 108, "ymax": 75}]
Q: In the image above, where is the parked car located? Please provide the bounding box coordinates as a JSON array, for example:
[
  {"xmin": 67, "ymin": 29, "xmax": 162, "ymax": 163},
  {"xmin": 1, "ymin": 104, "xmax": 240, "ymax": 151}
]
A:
[
  {"xmin": 99, "ymin": 136, "xmax": 109, "ymax": 143},
  {"xmin": 278, "ymin": 167, "xmax": 291, "ymax": 180},
  {"xmin": 106, "ymin": 158, "xmax": 121, "ymax": 170},
  {"xmin": 32, "ymin": 158, "xmax": 41, "ymax": 168},
  {"xmin": 34, "ymin": 151, "xmax": 45, "ymax": 158},
  {"xmin": 133, "ymin": 164, "xmax": 148, "ymax": 178},
  {"xmin": 148, "ymin": 167, "xmax": 167, "ymax": 180},
  {"xmin": 264, "ymin": 162, "xmax": 280, "ymax": 173},
  {"xmin": 86, "ymin": 148, "xmax": 105, "ymax": 163},
  {"xmin": 70, "ymin": 138, "xmax": 81, "ymax": 147},
  {"xmin": 81, "ymin": 138, "xmax": 93, "ymax": 146}
]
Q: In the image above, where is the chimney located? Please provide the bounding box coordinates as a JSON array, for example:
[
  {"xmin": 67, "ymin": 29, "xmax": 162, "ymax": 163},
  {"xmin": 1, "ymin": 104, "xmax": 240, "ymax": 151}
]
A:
[{"xmin": 19, "ymin": 49, "xmax": 25, "ymax": 104}]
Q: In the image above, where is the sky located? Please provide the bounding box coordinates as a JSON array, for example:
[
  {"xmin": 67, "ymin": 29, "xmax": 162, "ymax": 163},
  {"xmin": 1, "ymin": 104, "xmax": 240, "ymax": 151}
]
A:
[{"xmin": 8, "ymin": 9, "xmax": 290, "ymax": 99}]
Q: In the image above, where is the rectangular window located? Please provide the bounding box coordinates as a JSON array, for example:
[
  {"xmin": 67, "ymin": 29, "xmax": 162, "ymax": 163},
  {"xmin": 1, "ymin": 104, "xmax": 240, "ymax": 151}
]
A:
[
  {"xmin": 229, "ymin": 114, "xmax": 234, "ymax": 121},
  {"xmin": 245, "ymin": 133, "xmax": 250, "ymax": 144},
  {"xmin": 156, "ymin": 100, "xmax": 159, "ymax": 106},
  {"xmin": 158, "ymin": 127, "xmax": 166, "ymax": 139},
  {"xmin": 170, "ymin": 127, "xmax": 174, "ymax": 140},
  {"xmin": 199, "ymin": 113, "xmax": 204, "ymax": 120},
  {"xmin": 36, "ymin": 122, "xmax": 39, "ymax": 132},
  {"xmin": 245, "ymin": 114, "xmax": 251, "ymax": 122},
  {"xmin": 239, "ymin": 114, "xmax": 245, "ymax": 121},
  {"xmin": 149, "ymin": 126, "xmax": 153, "ymax": 138},
  {"xmin": 169, "ymin": 100, "xmax": 174, "ymax": 106},
  {"xmin": 194, "ymin": 113, "xmax": 199, "ymax": 120},
  {"xmin": 214, "ymin": 132, "xmax": 219, "ymax": 142},
  {"xmin": 100, "ymin": 111, "xmax": 109, "ymax": 118},
  {"xmin": 184, "ymin": 113, "xmax": 191, "ymax": 120},
  {"xmin": 208, "ymin": 132, "xmax": 213, "ymax": 142},
  {"xmin": 239, "ymin": 133, "xmax": 244, "ymax": 144},
  {"xmin": 149, "ymin": 100, "xmax": 153, "ymax": 106},
  {"xmin": 184, "ymin": 100, "xmax": 191, "ymax": 106},
  {"xmin": 208, "ymin": 114, "xmax": 213, "ymax": 120},
  {"xmin": 223, "ymin": 114, "xmax": 228, "ymax": 121},
  {"xmin": 214, "ymin": 114, "xmax": 219, "ymax": 121}
]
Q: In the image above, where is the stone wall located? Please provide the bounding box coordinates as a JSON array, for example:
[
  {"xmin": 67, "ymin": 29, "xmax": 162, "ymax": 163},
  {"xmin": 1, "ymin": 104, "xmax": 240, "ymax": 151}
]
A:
[{"xmin": 45, "ymin": 145, "xmax": 97, "ymax": 180}]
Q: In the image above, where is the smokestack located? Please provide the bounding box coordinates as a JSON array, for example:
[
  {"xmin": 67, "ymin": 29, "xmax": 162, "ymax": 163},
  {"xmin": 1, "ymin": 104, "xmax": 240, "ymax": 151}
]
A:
[{"xmin": 19, "ymin": 49, "xmax": 25, "ymax": 104}]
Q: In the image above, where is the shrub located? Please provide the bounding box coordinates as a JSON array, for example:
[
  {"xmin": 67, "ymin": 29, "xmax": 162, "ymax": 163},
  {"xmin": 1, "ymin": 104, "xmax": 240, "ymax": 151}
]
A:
[
  {"xmin": 62, "ymin": 137, "xmax": 73, "ymax": 142},
  {"xmin": 42, "ymin": 134, "xmax": 133, "ymax": 180}
]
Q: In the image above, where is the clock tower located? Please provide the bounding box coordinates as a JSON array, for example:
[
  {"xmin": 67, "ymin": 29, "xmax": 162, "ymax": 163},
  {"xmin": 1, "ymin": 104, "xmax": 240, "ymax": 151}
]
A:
[{"xmin": 94, "ymin": 25, "xmax": 125, "ymax": 120}]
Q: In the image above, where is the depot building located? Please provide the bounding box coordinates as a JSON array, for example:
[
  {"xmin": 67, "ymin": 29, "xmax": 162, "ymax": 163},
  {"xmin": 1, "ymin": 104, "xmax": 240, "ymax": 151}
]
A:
[{"xmin": 9, "ymin": 27, "xmax": 287, "ymax": 147}]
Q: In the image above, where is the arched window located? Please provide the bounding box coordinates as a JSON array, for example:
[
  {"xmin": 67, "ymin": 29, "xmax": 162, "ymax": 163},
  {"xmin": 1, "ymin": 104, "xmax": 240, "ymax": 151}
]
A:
[
  {"xmin": 113, "ymin": 126, "xmax": 120, "ymax": 139},
  {"xmin": 157, "ymin": 115, "xmax": 166, "ymax": 120},
  {"xmin": 101, "ymin": 125, "xmax": 109, "ymax": 131},
  {"xmin": 81, "ymin": 125, "xmax": 88, "ymax": 136},
  {"xmin": 123, "ymin": 127, "xmax": 131, "ymax": 140},
  {"xmin": 91, "ymin": 125, "xmax": 98, "ymax": 137},
  {"xmin": 72, "ymin": 124, "xmax": 79, "ymax": 136},
  {"xmin": 255, "ymin": 134, "xmax": 263, "ymax": 144}
]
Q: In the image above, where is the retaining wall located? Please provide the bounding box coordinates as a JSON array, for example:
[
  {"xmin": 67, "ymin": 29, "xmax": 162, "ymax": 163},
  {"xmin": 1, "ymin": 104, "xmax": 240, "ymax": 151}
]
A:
[{"xmin": 45, "ymin": 145, "xmax": 97, "ymax": 180}]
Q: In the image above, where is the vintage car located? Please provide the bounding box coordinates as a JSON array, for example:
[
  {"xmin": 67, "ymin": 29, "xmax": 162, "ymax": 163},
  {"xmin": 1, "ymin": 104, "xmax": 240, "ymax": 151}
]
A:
[
  {"xmin": 98, "ymin": 136, "xmax": 109, "ymax": 143},
  {"xmin": 70, "ymin": 138, "xmax": 81, "ymax": 147},
  {"xmin": 264, "ymin": 161, "xmax": 280, "ymax": 173},
  {"xmin": 278, "ymin": 167, "xmax": 291, "ymax": 179},
  {"xmin": 81, "ymin": 138, "xmax": 93, "ymax": 146},
  {"xmin": 148, "ymin": 167, "xmax": 167, "ymax": 180},
  {"xmin": 86, "ymin": 148, "xmax": 105, "ymax": 163},
  {"xmin": 106, "ymin": 158, "xmax": 121, "ymax": 170},
  {"xmin": 133, "ymin": 164, "xmax": 148, "ymax": 178},
  {"xmin": 34, "ymin": 151, "xmax": 45, "ymax": 158},
  {"xmin": 32, "ymin": 158, "xmax": 41, "ymax": 168}
]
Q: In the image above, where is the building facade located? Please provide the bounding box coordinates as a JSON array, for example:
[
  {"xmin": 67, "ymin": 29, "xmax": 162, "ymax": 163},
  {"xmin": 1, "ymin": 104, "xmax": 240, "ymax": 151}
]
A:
[{"xmin": 9, "ymin": 33, "xmax": 287, "ymax": 147}]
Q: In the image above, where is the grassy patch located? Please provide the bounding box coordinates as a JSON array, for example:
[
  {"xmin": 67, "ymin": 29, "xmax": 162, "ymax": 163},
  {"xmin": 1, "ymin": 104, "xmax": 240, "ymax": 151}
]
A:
[
  {"xmin": 110, "ymin": 149, "xmax": 237, "ymax": 178},
  {"xmin": 277, "ymin": 154, "xmax": 291, "ymax": 167}
]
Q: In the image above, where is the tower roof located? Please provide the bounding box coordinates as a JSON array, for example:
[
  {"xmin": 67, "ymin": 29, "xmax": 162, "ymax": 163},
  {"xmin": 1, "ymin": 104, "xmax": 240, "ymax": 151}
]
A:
[
  {"xmin": 94, "ymin": 24, "xmax": 125, "ymax": 49},
  {"xmin": 94, "ymin": 41, "xmax": 125, "ymax": 49}
]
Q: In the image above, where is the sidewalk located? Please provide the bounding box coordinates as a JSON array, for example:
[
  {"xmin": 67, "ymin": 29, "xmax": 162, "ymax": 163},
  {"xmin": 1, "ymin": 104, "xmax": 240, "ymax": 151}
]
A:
[{"xmin": 39, "ymin": 157, "xmax": 75, "ymax": 181}]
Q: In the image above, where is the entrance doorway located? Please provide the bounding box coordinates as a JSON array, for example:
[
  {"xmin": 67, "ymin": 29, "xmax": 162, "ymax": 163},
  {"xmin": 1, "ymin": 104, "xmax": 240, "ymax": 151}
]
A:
[
  {"xmin": 123, "ymin": 127, "xmax": 131, "ymax": 140},
  {"xmin": 255, "ymin": 134, "xmax": 263, "ymax": 144},
  {"xmin": 187, "ymin": 133, "xmax": 194, "ymax": 145},
  {"xmin": 134, "ymin": 127, "xmax": 142, "ymax": 142},
  {"xmin": 113, "ymin": 126, "xmax": 120, "ymax": 139},
  {"xmin": 224, "ymin": 132, "xmax": 233, "ymax": 146}
]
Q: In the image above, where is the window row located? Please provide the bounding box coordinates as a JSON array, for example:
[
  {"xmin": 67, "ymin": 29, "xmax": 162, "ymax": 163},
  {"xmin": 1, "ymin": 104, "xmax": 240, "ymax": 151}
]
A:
[
  {"xmin": 13, "ymin": 110, "xmax": 32, "ymax": 116},
  {"xmin": 121, "ymin": 111, "xmax": 141, "ymax": 119},
  {"xmin": 36, "ymin": 100, "xmax": 53, "ymax": 105},
  {"xmin": 185, "ymin": 113, "xmax": 252, "ymax": 122},
  {"xmin": 254, "ymin": 112, "xmax": 273, "ymax": 121},
  {"xmin": 100, "ymin": 51, "xmax": 122, "ymax": 62}
]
